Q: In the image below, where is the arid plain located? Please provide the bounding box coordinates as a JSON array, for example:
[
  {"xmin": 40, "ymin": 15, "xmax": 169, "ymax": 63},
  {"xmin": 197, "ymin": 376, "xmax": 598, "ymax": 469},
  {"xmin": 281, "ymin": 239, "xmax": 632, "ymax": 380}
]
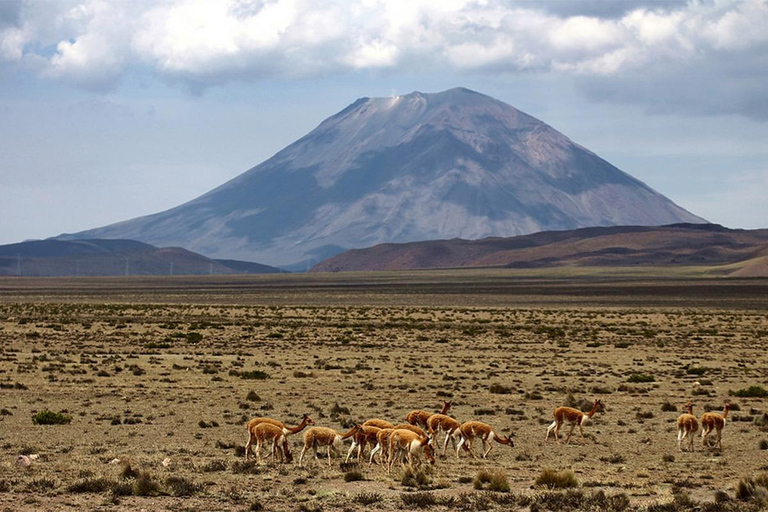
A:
[{"xmin": 1, "ymin": 271, "xmax": 768, "ymax": 511}]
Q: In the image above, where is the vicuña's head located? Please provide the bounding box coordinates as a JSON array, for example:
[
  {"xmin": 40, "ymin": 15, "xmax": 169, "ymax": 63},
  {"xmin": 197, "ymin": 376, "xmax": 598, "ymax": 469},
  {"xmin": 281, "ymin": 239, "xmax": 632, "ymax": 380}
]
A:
[
  {"xmin": 424, "ymin": 443, "xmax": 436, "ymax": 464},
  {"xmin": 723, "ymin": 403, "xmax": 731, "ymax": 413},
  {"xmin": 683, "ymin": 401, "xmax": 694, "ymax": 413},
  {"xmin": 303, "ymin": 414, "xmax": 315, "ymax": 425},
  {"xmin": 593, "ymin": 399, "xmax": 605, "ymax": 413}
]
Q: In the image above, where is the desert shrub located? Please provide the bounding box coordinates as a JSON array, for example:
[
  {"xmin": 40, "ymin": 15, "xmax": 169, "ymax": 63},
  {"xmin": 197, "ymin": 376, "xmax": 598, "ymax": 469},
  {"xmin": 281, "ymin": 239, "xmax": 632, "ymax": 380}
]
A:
[
  {"xmin": 401, "ymin": 467, "xmax": 432, "ymax": 489},
  {"xmin": 474, "ymin": 408, "xmax": 495, "ymax": 416},
  {"xmin": 489, "ymin": 383, "xmax": 513, "ymax": 394},
  {"xmin": 736, "ymin": 474, "xmax": 768, "ymax": 502},
  {"xmin": 759, "ymin": 439, "xmax": 768, "ymax": 450},
  {"xmin": 203, "ymin": 459, "xmax": 228, "ymax": 472},
  {"xmin": 662, "ymin": 454, "xmax": 676, "ymax": 463},
  {"xmin": 132, "ymin": 472, "xmax": 159, "ymax": 496},
  {"xmin": 473, "ymin": 469, "xmax": 510, "ymax": 492},
  {"xmin": 734, "ymin": 386, "xmax": 768, "ymax": 398},
  {"xmin": 231, "ymin": 460, "xmax": 261, "ymax": 474},
  {"xmin": 120, "ymin": 462, "xmax": 137, "ymax": 479},
  {"xmin": 330, "ymin": 403, "xmax": 350, "ymax": 415},
  {"xmin": 636, "ymin": 411, "xmax": 654, "ymax": 420},
  {"xmin": 529, "ymin": 490, "xmax": 630, "ymax": 512},
  {"xmin": 68, "ymin": 477, "xmax": 115, "ymax": 493},
  {"xmin": 245, "ymin": 391, "xmax": 261, "ymax": 402},
  {"xmin": 32, "ymin": 409, "xmax": 72, "ymax": 425},
  {"xmin": 165, "ymin": 476, "xmax": 202, "ymax": 496},
  {"xmin": 343, "ymin": 470, "xmax": 365, "ymax": 482},
  {"xmin": 600, "ymin": 453, "xmax": 626, "ymax": 464},
  {"xmin": 0, "ymin": 480, "xmax": 10, "ymax": 493},
  {"xmin": 354, "ymin": 492, "xmax": 383, "ymax": 505},
  {"xmin": 686, "ymin": 366, "xmax": 708, "ymax": 375},
  {"xmin": 231, "ymin": 370, "xmax": 269, "ymax": 380},
  {"xmin": 401, "ymin": 491, "xmax": 437, "ymax": 507},
  {"xmin": 627, "ymin": 373, "xmax": 655, "ymax": 383},
  {"xmin": 25, "ymin": 478, "xmax": 57, "ymax": 492},
  {"xmin": 661, "ymin": 401, "xmax": 677, "ymax": 412},
  {"xmin": 536, "ymin": 469, "xmax": 578, "ymax": 489}
]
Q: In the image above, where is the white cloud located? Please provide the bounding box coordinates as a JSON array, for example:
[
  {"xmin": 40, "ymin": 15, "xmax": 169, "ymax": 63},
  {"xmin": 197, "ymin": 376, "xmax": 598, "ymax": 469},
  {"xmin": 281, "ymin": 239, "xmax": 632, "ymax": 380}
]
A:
[{"xmin": 1, "ymin": 0, "xmax": 767, "ymax": 119}]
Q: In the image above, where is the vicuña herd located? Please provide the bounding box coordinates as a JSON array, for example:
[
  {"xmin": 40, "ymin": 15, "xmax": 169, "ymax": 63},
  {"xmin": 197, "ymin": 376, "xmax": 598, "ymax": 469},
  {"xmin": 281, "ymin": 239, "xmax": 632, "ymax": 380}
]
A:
[{"xmin": 242, "ymin": 398, "xmax": 732, "ymax": 470}]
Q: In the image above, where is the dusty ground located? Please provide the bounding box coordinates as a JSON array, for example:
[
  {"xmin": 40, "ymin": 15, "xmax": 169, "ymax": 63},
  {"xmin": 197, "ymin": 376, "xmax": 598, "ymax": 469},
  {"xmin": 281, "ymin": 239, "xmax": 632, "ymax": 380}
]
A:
[{"xmin": 0, "ymin": 272, "xmax": 767, "ymax": 511}]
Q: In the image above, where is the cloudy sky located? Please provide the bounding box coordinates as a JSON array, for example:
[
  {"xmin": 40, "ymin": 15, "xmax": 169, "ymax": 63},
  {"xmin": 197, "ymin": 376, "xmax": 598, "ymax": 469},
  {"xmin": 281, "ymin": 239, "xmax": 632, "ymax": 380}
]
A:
[{"xmin": 1, "ymin": 0, "xmax": 767, "ymax": 245}]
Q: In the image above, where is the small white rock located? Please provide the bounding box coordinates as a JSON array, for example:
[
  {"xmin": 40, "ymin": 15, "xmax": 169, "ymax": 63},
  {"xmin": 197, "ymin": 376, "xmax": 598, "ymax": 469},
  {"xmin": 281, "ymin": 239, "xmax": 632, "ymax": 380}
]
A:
[
  {"xmin": 16, "ymin": 455, "xmax": 31, "ymax": 468},
  {"xmin": 162, "ymin": 457, "xmax": 172, "ymax": 468},
  {"xmin": 109, "ymin": 458, "xmax": 121, "ymax": 465}
]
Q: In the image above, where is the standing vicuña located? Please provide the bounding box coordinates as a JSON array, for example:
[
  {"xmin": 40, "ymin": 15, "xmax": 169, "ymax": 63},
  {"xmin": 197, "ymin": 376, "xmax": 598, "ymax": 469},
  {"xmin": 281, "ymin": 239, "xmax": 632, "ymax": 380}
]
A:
[
  {"xmin": 701, "ymin": 403, "xmax": 730, "ymax": 450},
  {"xmin": 405, "ymin": 401, "xmax": 452, "ymax": 430},
  {"xmin": 345, "ymin": 425, "xmax": 381, "ymax": 463},
  {"xmin": 426, "ymin": 413, "xmax": 463, "ymax": 456},
  {"xmin": 546, "ymin": 399, "xmax": 604, "ymax": 444},
  {"xmin": 387, "ymin": 428, "xmax": 432, "ymax": 473},
  {"xmin": 251, "ymin": 423, "xmax": 290, "ymax": 463},
  {"xmin": 299, "ymin": 424, "xmax": 362, "ymax": 466},
  {"xmin": 244, "ymin": 414, "xmax": 314, "ymax": 461},
  {"xmin": 456, "ymin": 420, "xmax": 514, "ymax": 458},
  {"xmin": 676, "ymin": 402, "xmax": 698, "ymax": 452}
]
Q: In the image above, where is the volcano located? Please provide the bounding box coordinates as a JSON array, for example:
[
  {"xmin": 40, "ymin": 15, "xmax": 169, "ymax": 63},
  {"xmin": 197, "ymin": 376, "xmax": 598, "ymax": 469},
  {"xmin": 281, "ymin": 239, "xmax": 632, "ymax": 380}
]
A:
[{"xmin": 58, "ymin": 87, "xmax": 704, "ymax": 268}]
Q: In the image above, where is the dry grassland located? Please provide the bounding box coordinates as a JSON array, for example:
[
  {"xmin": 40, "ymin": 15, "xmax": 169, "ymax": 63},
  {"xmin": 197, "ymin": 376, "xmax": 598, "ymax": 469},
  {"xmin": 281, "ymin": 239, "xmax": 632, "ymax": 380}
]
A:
[{"xmin": 0, "ymin": 273, "xmax": 767, "ymax": 511}]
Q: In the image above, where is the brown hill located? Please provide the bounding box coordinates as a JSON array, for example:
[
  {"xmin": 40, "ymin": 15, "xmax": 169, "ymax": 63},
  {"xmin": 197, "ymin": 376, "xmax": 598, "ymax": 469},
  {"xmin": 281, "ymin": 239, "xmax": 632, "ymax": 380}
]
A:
[
  {"xmin": 0, "ymin": 239, "xmax": 284, "ymax": 277},
  {"xmin": 311, "ymin": 224, "xmax": 768, "ymax": 276}
]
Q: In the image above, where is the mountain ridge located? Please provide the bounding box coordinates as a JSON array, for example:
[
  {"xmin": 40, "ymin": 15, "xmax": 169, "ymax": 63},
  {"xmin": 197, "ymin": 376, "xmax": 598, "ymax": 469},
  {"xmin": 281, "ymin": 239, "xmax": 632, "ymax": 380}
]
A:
[
  {"xmin": 57, "ymin": 88, "xmax": 704, "ymax": 267},
  {"xmin": 0, "ymin": 239, "xmax": 284, "ymax": 277},
  {"xmin": 310, "ymin": 224, "xmax": 768, "ymax": 274}
]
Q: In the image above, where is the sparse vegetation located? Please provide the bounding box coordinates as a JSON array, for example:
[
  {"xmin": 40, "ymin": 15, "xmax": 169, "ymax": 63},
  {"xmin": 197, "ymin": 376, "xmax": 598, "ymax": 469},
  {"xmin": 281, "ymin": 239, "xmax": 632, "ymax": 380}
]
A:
[
  {"xmin": 31, "ymin": 410, "xmax": 72, "ymax": 425},
  {"xmin": 536, "ymin": 469, "xmax": 579, "ymax": 489}
]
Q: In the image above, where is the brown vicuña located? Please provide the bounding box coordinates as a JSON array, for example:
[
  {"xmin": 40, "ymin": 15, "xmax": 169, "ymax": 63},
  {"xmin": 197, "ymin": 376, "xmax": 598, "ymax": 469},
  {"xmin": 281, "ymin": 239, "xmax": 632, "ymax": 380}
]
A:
[
  {"xmin": 299, "ymin": 424, "xmax": 361, "ymax": 467},
  {"xmin": 546, "ymin": 399, "xmax": 604, "ymax": 444},
  {"xmin": 456, "ymin": 420, "xmax": 513, "ymax": 459},
  {"xmin": 405, "ymin": 401, "xmax": 451, "ymax": 429},
  {"xmin": 369, "ymin": 427, "xmax": 394, "ymax": 465},
  {"xmin": 251, "ymin": 422, "xmax": 291, "ymax": 463},
  {"xmin": 362, "ymin": 418, "xmax": 394, "ymax": 429},
  {"xmin": 244, "ymin": 414, "xmax": 314, "ymax": 461},
  {"xmin": 345, "ymin": 425, "xmax": 381, "ymax": 463},
  {"xmin": 387, "ymin": 428, "xmax": 432, "ymax": 473},
  {"xmin": 426, "ymin": 413, "xmax": 463, "ymax": 455},
  {"xmin": 701, "ymin": 403, "xmax": 730, "ymax": 450},
  {"xmin": 676, "ymin": 402, "xmax": 698, "ymax": 452}
]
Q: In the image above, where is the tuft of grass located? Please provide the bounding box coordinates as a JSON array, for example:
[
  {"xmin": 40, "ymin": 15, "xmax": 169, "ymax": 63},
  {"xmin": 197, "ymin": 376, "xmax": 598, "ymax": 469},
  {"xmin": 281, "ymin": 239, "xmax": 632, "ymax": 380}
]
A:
[
  {"xmin": 401, "ymin": 467, "xmax": 432, "ymax": 489},
  {"xmin": 232, "ymin": 370, "xmax": 269, "ymax": 380},
  {"xmin": 733, "ymin": 386, "xmax": 768, "ymax": 398},
  {"xmin": 401, "ymin": 491, "xmax": 437, "ymax": 507},
  {"xmin": 759, "ymin": 439, "xmax": 768, "ymax": 450},
  {"xmin": 32, "ymin": 410, "xmax": 72, "ymax": 425},
  {"xmin": 489, "ymin": 383, "xmax": 513, "ymax": 394},
  {"xmin": 354, "ymin": 492, "xmax": 382, "ymax": 505},
  {"xmin": 661, "ymin": 401, "xmax": 677, "ymax": 412},
  {"xmin": 627, "ymin": 373, "xmax": 655, "ymax": 383},
  {"xmin": 662, "ymin": 454, "xmax": 676, "ymax": 463},
  {"xmin": 165, "ymin": 476, "xmax": 202, "ymax": 497},
  {"xmin": 473, "ymin": 469, "xmax": 510, "ymax": 492},
  {"xmin": 343, "ymin": 470, "xmax": 365, "ymax": 482},
  {"xmin": 67, "ymin": 477, "xmax": 116, "ymax": 493},
  {"xmin": 536, "ymin": 469, "xmax": 579, "ymax": 489},
  {"xmin": 132, "ymin": 472, "xmax": 159, "ymax": 496}
]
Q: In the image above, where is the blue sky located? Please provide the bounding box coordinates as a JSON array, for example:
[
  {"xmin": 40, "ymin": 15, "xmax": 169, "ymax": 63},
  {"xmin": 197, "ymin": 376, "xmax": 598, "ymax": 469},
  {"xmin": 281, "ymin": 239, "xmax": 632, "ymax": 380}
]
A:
[{"xmin": 1, "ymin": 0, "xmax": 767, "ymax": 245}]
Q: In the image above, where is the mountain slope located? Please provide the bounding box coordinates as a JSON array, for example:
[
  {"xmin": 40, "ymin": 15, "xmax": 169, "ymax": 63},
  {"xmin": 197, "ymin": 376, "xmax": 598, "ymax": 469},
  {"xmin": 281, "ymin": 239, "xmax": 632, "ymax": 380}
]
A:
[
  {"xmin": 0, "ymin": 239, "xmax": 283, "ymax": 277},
  {"xmin": 58, "ymin": 87, "xmax": 704, "ymax": 267},
  {"xmin": 311, "ymin": 224, "xmax": 768, "ymax": 274}
]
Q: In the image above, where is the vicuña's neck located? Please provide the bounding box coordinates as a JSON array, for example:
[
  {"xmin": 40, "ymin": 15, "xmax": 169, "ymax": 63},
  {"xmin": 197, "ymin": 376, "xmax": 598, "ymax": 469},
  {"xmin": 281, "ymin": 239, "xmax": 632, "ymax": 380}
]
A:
[{"xmin": 287, "ymin": 417, "xmax": 309, "ymax": 434}]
